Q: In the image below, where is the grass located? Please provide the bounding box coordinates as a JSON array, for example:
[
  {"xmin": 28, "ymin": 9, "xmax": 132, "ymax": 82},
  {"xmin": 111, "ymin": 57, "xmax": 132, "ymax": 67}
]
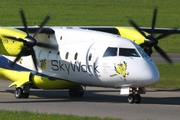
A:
[
  {"xmin": 149, "ymin": 63, "xmax": 180, "ymax": 89},
  {"xmin": 0, "ymin": 0, "xmax": 178, "ymax": 89},
  {"xmin": 0, "ymin": 110, "xmax": 119, "ymax": 120},
  {"xmin": 0, "ymin": 0, "xmax": 180, "ymax": 52},
  {"xmin": 0, "ymin": 0, "xmax": 179, "ymax": 27}
]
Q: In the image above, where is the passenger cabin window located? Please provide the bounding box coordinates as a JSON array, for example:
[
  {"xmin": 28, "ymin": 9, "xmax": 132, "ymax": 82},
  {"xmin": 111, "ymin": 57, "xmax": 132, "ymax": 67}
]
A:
[
  {"xmin": 65, "ymin": 52, "xmax": 69, "ymax": 59},
  {"xmin": 74, "ymin": 53, "xmax": 78, "ymax": 60},
  {"xmin": 103, "ymin": 47, "xmax": 117, "ymax": 57},
  {"xmin": 119, "ymin": 48, "xmax": 140, "ymax": 57}
]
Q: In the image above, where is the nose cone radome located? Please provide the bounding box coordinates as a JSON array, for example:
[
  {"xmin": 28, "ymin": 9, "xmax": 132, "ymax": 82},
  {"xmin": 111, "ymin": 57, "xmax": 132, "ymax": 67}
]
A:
[{"xmin": 139, "ymin": 66, "xmax": 160, "ymax": 86}]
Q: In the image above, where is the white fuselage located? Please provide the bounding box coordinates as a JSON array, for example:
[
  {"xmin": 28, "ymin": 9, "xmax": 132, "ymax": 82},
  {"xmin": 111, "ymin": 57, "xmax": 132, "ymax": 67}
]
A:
[{"xmin": 3, "ymin": 27, "xmax": 160, "ymax": 88}]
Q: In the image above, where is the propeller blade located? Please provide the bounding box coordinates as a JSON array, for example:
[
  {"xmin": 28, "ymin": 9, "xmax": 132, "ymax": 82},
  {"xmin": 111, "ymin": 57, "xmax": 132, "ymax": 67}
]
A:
[
  {"xmin": 128, "ymin": 6, "xmax": 173, "ymax": 64},
  {"xmin": 37, "ymin": 42, "xmax": 57, "ymax": 49},
  {"xmin": 30, "ymin": 48, "xmax": 38, "ymax": 71},
  {"xmin": 10, "ymin": 47, "xmax": 27, "ymax": 68},
  {"xmin": 33, "ymin": 14, "xmax": 51, "ymax": 38},
  {"xmin": 151, "ymin": 6, "xmax": 158, "ymax": 36},
  {"xmin": 19, "ymin": 8, "xmax": 29, "ymax": 36},
  {"xmin": 3, "ymin": 36, "xmax": 24, "ymax": 42},
  {"xmin": 128, "ymin": 19, "xmax": 147, "ymax": 38},
  {"xmin": 156, "ymin": 33, "xmax": 171, "ymax": 40},
  {"xmin": 154, "ymin": 45, "xmax": 173, "ymax": 64},
  {"xmin": 156, "ymin": 27, "xmax": 178, "ymax": 40},
  {"xmin": 9, "ymin": 9, "xmax": 53, "ymax": 72}
]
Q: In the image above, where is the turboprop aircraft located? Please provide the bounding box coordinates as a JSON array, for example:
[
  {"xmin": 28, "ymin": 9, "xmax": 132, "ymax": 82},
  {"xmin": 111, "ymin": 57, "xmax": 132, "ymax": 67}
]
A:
[
  {"xmin": 0, "ymin": 9, "xmax": 160, "ymax": 104},
  {"xmin": 78, "ymin": 7, "xmax": 178, "ymax": 64}
]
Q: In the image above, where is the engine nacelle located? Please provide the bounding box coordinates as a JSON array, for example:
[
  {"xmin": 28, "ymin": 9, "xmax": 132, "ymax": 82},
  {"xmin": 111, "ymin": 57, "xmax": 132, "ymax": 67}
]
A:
[
  {"xmin": 115, "ymin": 27, "xmax": 149, "ymax": 45},
  {"xmin": 32, "ymin": 75, "xmax": 78, "ymax": 89},
  {"xmin": 0, "ymin": 27, "xmax": 26, "ymax": 56}
]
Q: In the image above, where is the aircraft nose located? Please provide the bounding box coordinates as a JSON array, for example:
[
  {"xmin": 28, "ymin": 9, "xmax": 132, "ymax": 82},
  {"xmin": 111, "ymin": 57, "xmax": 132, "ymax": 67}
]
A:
[{"xmin": 139, "ymin": 66, "xmax": 160, "ymax": 86}]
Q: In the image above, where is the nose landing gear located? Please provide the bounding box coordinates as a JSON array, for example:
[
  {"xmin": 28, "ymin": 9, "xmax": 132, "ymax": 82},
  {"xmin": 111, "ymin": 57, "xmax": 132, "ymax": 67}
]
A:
[
  {"xmin": 126, "ymin": 87, "xmax": 145, "ymax": 104},
  {"xmin": 128, "ymin": 94, "xmax": 141, "ymax": 104}
]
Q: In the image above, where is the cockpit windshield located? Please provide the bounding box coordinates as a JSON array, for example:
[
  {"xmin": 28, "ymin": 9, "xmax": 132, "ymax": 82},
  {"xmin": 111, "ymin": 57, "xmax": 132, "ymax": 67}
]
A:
[
  {"xmin": 103, "ymin": 47, "xmax": 140, "ymax": 57},
  {"xmin": 132, "ymin": 42, "xmax": 148, "ymax": 57},
  {"xmin": 119, "ymin": 48, "xmax": 140, "ymax": 57},
  {"xmin": 103, "ymin": 47, "xmax": 117, "ymax": 57}
]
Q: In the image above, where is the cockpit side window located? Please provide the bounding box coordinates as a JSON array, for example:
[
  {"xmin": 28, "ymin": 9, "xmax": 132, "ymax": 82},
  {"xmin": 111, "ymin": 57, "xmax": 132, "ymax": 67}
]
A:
[
  {"xmin": 119, "ymin": 48, "xmax": 140, "ymax": 57},
  {"xmin": 137, "ymin": 47, "xmax": 148, "ymax": 57},
  {"xmin": 103, "ymin": 47, "xmax": 117, "ymax": 57}
]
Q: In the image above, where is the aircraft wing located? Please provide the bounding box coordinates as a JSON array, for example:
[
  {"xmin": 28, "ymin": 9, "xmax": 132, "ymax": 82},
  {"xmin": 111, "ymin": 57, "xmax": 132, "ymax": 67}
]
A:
[
  {"xmin": 77, "ymin": 26, "xmax": 180, "ymax": 35},
  {"xmin": 140, "ymin": 27, "xmax": 179, "ymax": 34},
  {"xmin": 16, "ymin": 27, "xmax": 55, "ymax": 34},
  {"xmin": 13, "ymin": 26, "xmax": 180, "ymax": 35}
]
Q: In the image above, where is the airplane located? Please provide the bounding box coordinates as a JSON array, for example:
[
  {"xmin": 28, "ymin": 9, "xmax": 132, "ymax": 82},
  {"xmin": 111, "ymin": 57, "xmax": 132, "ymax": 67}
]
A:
[
  {"xmin": 0, "ymin": 9, "xmax": 160, "ymax": 104},
  {"xmin": 77, "ymin": 7, "xmax": 179, "ymax": 64}
]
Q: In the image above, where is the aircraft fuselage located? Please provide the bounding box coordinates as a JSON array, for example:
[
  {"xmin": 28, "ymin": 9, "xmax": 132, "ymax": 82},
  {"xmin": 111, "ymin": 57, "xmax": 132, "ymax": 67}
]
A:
[{"xmin": 0, "ymin": 27, "xmax": 159, "ymax": 89}]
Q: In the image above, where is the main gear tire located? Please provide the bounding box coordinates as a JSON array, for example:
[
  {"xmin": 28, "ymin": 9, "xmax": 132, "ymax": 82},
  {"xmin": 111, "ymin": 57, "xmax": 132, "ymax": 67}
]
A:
[{"xmin": 14, "ymin": 87, "xmax": 23, "ymax": 98}]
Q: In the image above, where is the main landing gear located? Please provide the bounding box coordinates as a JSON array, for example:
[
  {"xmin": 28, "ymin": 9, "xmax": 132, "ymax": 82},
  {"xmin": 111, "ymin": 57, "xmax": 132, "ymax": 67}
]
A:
[
  {"xmin": 14, "ymin": 85, "xmax": 85, "ymax": 99},
  {"xmin": 69, "ymin": 86, "xmax": 85, "ymax": 97},
  {"xmin": 14, "ymin": 85, "xmax": 30, "ymax": 99}
]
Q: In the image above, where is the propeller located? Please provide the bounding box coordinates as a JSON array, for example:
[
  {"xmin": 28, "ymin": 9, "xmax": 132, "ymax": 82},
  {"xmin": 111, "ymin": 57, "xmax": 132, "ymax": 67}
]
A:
[
  {"xmin": 4, "ymin": 8, "xmax": 56, "ymax": 71},
  {"xmin": 128, "ymin": 6, "xmax": 175, "ymax": 64}
]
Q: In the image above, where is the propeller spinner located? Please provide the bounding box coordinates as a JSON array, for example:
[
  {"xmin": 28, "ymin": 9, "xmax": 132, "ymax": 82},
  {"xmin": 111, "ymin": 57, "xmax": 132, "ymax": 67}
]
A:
[
  {"xmin": 128, "ymin": 6, "xmax": 175, "ymax": 64},
  {"xmin": 4, "ymin": 8, "xmax": 56, "ymax": 71}
]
